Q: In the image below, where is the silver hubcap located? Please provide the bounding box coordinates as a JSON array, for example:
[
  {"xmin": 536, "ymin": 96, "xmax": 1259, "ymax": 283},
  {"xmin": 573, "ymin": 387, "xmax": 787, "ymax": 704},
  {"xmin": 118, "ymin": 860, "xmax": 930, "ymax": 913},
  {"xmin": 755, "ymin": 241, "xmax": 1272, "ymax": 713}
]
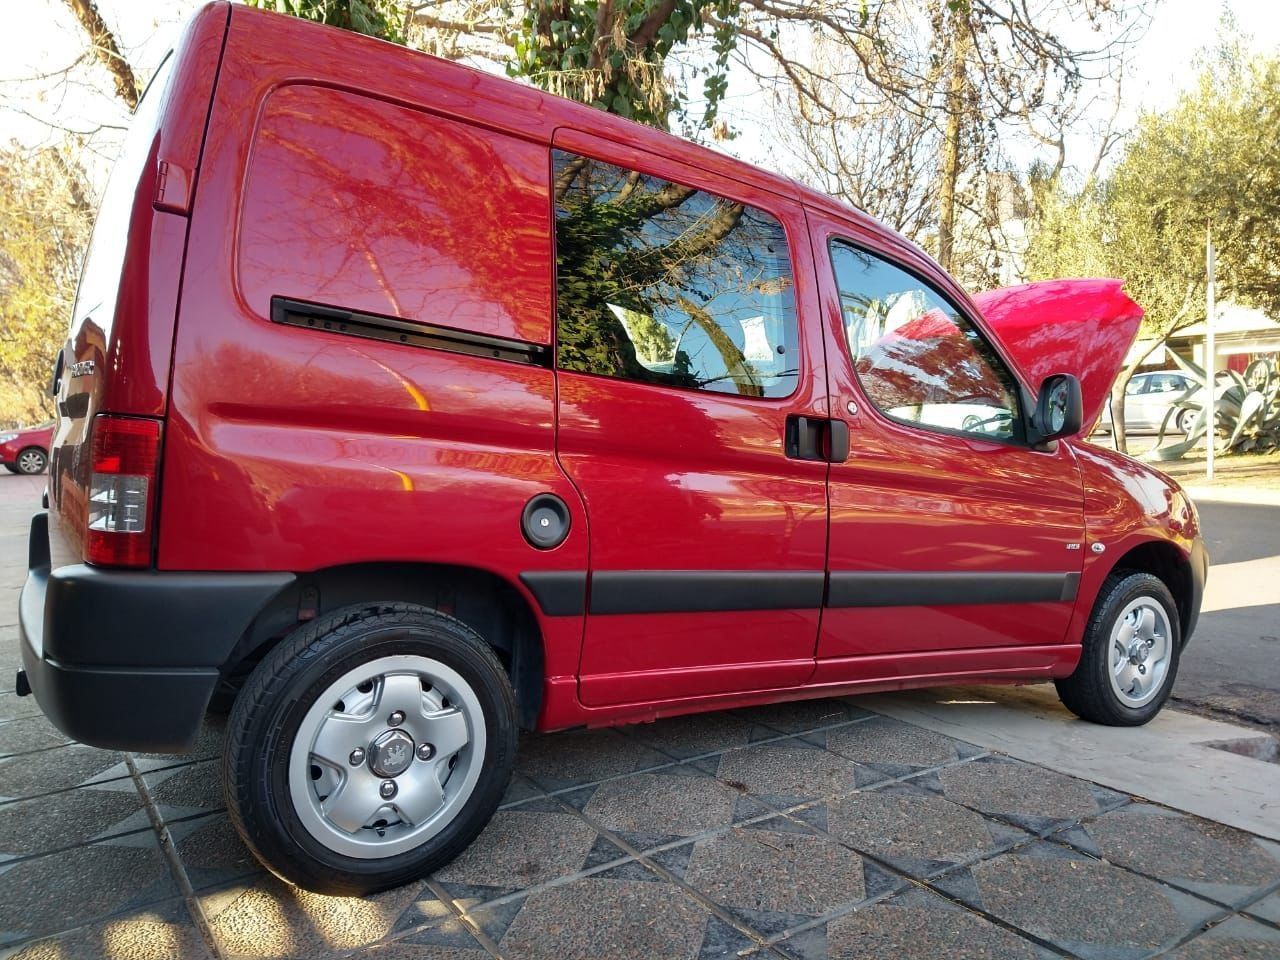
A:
[
  {"xmin": 18, "ymin": 451, "xmax": 43, "ymax": 473},
  {"xmin": 288, "ymin": 654, "xmax": 485, "ymax": 859},
  {"xmin": 1109, "ymin": 598, "xmax": 1172, "ymax": 707}
]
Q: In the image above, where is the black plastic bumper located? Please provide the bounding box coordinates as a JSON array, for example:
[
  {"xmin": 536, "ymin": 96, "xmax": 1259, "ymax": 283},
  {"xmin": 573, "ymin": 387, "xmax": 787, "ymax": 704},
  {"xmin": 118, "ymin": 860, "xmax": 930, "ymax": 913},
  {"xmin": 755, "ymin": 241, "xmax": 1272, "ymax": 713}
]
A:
[
  {"xmin": 17, "ymin": 512, "xmax": 293, "ymax": 752},
  {"xmin": 1186, "ymin": 535, "xmax": 1208, "ymax": 645}
]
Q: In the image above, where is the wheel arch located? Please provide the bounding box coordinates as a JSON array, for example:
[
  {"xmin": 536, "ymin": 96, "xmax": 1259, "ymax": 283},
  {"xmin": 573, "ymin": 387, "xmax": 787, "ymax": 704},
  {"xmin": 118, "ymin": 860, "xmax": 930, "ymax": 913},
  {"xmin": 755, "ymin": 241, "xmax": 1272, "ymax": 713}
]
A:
[
  {"xmin": 221, "ymin": 562, "xmax": 545, "ymax": 729},
  {"xmin": 1105, "ymin": 539, "xmax": 1195, "ymax": 644}
]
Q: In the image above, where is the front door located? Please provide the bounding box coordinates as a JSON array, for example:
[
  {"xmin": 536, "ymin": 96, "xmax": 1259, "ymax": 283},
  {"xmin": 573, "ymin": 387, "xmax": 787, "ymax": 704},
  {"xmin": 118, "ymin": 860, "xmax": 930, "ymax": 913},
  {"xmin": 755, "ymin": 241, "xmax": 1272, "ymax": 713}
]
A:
[
  {"xmin": 551, "ymin": 135, "xmax": 831, "ymax": 706},
  {"xmin": 809, "ymin": 214, "xmax": 1085, "ymax": 678}
]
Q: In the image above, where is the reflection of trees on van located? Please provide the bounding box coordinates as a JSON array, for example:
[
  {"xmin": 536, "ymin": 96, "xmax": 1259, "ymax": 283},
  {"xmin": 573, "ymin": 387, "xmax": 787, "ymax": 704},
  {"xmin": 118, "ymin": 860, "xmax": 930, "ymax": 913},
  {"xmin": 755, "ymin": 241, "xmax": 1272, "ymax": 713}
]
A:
[{"xmin": 553, "ymin": 151, "xmax": 799, "ymax": 399}]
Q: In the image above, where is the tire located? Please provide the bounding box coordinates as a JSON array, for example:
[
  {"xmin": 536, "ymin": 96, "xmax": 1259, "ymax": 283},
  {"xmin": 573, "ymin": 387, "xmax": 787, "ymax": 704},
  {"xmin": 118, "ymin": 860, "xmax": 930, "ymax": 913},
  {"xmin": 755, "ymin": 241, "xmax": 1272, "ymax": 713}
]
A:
[
  {"xmin": 15, "ymin": 447, "xmax": 47, "ymax": 475},
  {"xmin": 1055, "ymin": 571, "xmax": 1181, "ymax": 726},
  {"xmin": 224, "ymin": 603, "xmax": 517, "ymax": 895},
  {"xmin": 1176, "ymin": 408, "xmax": 1195, "ymax": 434}
]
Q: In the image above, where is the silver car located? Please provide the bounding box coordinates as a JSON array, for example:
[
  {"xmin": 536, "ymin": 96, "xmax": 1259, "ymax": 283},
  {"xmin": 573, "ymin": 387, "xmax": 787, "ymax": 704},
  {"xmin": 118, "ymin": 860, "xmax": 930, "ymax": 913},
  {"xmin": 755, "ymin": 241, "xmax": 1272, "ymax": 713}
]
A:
[{"xmin": 1099, "ymin": 371, "xmax": 1196, "ymax": 435}]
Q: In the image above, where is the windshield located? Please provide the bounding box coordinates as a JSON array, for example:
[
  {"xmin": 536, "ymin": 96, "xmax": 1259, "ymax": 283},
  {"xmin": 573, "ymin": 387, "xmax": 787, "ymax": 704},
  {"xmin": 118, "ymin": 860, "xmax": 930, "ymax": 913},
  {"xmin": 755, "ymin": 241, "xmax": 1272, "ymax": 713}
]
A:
[{"xmin": 70, "ymin": 52, "xmax": 175, "ymax": 326}]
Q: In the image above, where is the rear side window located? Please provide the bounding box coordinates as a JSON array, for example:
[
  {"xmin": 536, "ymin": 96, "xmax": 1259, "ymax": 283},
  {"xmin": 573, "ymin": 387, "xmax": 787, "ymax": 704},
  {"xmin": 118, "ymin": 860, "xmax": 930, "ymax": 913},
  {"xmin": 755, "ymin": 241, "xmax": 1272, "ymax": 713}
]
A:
[
  {"xmin": 552, "ymin": 150, "xmax": 799, "ymax": 399},
  {"xmin": 829, "ymin": 240, "xmax": 1022, "ymax": 442}
]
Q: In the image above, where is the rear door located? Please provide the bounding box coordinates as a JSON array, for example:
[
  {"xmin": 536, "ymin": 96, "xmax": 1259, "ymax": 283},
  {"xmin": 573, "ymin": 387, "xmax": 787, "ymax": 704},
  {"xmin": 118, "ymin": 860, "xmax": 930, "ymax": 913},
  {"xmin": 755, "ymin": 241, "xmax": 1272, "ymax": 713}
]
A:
[
  {"xmin": 807, "ymin": 212, "xmax": 1086, "ymax": 678},
  {"xmin": 551, "ymin": 132, "xmax": 831, "ymax": 706}
]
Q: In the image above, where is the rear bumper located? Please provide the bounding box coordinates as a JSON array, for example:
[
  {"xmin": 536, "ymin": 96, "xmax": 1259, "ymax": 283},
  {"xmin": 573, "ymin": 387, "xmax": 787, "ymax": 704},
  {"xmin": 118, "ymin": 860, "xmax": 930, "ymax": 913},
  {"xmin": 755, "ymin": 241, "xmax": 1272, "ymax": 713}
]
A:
[{"xmin": 17, "ymin": 512, "xmax": 293, "ymax": 752}]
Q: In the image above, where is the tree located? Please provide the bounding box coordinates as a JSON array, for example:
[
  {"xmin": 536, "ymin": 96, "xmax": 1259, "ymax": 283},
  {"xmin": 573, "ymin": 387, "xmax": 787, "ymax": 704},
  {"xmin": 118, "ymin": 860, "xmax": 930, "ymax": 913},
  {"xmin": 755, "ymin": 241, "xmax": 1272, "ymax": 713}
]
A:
[
  {"xmin": 244, "ymin": 0, "xmax": 407, "ymax": 43},
  {"xmin": 760, "ymin": 0, "xmax": 1144, "ymax": 284},
  {"xmin": 0, "ymin": 146, "xmax": 94, "ymax": 426},
  {"xmin": 62, "ymin": 0, "xmax": 140, "ymax": 108},
  {"xmin": 1024, "ymin": 43, "xmax": 1280, "ymax": 453}
]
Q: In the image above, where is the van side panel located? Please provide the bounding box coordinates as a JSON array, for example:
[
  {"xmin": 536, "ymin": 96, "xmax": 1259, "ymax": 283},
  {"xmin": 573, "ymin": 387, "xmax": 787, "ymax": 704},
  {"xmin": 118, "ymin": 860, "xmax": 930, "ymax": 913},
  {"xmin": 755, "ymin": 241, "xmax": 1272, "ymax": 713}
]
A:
[
  {"xmin": 158, "ymin": 18, "xmax": 588, "ymax": 683},
  {"xmin": 237, "ymin": 85, "xmax": 552, "ymax": 345}
]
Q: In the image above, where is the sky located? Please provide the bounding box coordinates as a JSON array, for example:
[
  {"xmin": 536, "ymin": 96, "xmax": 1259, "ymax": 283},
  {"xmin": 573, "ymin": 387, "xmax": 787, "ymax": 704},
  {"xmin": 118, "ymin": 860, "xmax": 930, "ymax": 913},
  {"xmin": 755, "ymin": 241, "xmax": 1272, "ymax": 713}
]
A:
[{"xmin": 3, "ymin": 0, "xmax": 1280, "ymax": 189}]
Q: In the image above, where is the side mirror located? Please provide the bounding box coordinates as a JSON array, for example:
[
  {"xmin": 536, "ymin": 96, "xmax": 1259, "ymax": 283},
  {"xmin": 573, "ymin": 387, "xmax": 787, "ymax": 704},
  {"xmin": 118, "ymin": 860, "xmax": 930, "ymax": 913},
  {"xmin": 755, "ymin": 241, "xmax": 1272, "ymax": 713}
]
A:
[{"xmin": 1030, "ymin": 373, "xmax": 1083, "ymax": 445}]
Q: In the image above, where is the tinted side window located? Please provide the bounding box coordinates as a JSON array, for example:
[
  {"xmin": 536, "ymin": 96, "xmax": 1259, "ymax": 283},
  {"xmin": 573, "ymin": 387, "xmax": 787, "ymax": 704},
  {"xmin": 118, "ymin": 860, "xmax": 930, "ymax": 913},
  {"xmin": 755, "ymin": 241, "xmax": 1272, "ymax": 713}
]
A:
[
  {"xmin": 553, "ymin": 150, "xmax": 799, "ymax": 398},
  {"xmin": 829, "ymin": 241, "xmax": 1021, "ymax": 441}
]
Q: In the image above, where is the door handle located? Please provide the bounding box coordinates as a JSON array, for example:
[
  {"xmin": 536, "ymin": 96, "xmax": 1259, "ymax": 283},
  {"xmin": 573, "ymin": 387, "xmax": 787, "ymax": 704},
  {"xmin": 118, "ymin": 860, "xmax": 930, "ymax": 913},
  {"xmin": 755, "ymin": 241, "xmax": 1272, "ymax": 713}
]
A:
[{"xmin": 785, "ymin": 415, "xmax": 848, "ymax": 463}]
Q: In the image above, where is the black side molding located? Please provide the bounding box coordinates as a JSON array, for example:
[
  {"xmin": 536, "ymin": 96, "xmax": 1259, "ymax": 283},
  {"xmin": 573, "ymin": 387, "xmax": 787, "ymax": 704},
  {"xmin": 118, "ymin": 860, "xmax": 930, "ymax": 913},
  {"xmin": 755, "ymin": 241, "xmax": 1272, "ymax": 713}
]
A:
[
  {"xmin": 272, "ymin": 297, "xmax": 551, "ymax": 368},
  {"xmin": 590, "ymin": 570, "xmax": 825, "ymax": 615},
  {"xmin": 827, "ymin": 571, "xmax": 1080, "ymax": 608},
  {"xmin": 519, "ymin": 572, "xmax": 587, "ymax": 617}
]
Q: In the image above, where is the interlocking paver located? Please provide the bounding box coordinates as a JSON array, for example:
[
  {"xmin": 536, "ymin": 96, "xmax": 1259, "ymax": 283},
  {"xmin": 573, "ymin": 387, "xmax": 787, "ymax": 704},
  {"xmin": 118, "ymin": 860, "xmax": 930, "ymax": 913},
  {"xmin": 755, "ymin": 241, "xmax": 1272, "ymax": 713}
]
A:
[
  {"xmin": 1, "ymin": 897, "xmax": 212, "ymax": 960},
  {"xmin": 1059, "ymin": 802, "xmax": 1280, "ymax": 907},
  {"xmin": 932, "ymin": 840, "xmax": 1225, "ymax": 958},
  {"xmin": 714, "ymin": 741, "xmax": 859, "ymax": 806},
  {"xmin": 1166, "ymin": 914, "xmax": 1280, "ymax": 959},
  {"xmin": 0, "ymin": 783, "xmax": 146, "ymax": 859},
  {"xmin": 0, "ymin": 743, "xmax": 129, "ymax": 800}
]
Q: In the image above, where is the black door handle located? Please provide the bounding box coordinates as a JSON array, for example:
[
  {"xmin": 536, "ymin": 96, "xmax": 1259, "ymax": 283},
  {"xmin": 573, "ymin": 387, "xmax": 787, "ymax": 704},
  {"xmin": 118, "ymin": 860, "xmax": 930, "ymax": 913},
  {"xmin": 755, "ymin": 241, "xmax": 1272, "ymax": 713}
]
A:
[{"xmin": 785, "ymin": 415, "xmax": 849, "ymax": 463}]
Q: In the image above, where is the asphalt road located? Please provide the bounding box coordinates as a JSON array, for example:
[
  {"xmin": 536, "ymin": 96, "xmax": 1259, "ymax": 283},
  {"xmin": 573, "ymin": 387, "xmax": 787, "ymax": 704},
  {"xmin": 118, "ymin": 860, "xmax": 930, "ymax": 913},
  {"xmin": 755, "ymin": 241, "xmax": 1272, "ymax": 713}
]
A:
[{"xmin": 1172, "ymin": 499, "xmax": 1280, "ymax": 731}]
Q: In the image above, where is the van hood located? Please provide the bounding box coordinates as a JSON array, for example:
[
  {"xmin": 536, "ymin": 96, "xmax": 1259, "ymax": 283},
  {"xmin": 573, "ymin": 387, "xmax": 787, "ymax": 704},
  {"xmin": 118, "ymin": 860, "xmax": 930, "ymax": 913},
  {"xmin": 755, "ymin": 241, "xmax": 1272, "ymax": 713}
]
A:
[{"xmin": 972, "ymin": 279, "xmax": 1143, "ymax": 434}]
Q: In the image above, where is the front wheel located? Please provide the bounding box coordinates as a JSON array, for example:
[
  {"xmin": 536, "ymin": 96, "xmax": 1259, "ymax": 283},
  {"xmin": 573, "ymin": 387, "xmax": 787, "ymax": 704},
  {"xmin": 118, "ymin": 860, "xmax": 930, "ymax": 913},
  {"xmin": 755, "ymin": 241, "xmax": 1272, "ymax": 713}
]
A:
[
  {"xmin": 1055, "ymin": 572, "xmax": 1181, "ymax": 726},
  {"xmin": 224, "ymin": 603, "xmax": 517, "ymax": 895}
]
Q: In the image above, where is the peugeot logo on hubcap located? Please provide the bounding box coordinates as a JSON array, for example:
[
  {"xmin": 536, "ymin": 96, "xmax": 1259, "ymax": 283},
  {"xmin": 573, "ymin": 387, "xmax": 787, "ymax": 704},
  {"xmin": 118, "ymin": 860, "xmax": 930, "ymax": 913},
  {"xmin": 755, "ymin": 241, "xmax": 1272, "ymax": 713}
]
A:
[{"xmin": 369, "ymin": 729, "xmax": 415, "ymax": 778}]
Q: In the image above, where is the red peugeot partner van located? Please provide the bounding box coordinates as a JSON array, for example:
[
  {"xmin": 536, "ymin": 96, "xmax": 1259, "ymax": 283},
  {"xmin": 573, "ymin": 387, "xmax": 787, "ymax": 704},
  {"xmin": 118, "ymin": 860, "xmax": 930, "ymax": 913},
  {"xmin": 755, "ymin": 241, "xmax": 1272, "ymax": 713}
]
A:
[{"xmin": 17, "ymin": 3, "xmax": 1207, "ymax": 894}]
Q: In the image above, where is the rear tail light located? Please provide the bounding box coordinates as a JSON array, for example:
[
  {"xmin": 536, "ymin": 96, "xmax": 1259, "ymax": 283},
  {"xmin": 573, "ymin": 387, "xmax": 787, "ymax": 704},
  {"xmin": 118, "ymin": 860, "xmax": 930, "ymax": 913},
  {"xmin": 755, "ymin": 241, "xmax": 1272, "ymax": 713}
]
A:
[{"xmin": 86, "ymin": 415, "xmax": 161, "ymax": 567}]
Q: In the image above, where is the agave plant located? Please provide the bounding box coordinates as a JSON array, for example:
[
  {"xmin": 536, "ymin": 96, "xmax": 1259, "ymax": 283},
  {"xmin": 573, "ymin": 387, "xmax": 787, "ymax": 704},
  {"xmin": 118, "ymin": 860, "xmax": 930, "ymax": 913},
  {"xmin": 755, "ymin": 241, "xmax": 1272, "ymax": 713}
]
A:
[{"xmin": 1148, "ymin": 355, "xmax": 1280, "ymax": 459}]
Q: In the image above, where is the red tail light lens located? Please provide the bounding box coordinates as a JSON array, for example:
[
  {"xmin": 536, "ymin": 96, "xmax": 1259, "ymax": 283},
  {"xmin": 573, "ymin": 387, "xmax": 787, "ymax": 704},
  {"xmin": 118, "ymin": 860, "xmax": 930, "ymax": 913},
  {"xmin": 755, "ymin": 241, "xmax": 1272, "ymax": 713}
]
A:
[{"xmin": 86, "ymin": 415, "xmax": 161, "ymax": 567}]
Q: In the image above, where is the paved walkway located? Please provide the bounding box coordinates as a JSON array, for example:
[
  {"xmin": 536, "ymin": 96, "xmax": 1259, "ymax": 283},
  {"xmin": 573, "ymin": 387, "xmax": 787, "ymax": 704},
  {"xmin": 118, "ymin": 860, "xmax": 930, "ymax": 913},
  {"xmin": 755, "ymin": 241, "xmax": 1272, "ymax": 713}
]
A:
[{"xmin": 2, "ymin": 472, "xmax": 1280, "ymax": 960}]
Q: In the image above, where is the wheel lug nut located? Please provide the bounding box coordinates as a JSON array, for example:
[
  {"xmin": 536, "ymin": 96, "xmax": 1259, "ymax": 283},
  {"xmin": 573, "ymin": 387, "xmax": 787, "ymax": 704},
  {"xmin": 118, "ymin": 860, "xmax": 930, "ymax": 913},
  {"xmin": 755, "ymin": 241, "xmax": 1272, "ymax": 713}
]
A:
[
  {"xmin": 380, "ymin": 780, "xmax": 397, "ymax": 800},
  {"xmin": 417, "ymin": 742, "xmax": 436, "ymax": 761},
  {"xmin": 388, "ymin": 710, "xmax": 406, "ymax": 727},
  {"xmin": 349, "ymin": 748, "xmax": 365, "ymax": 766}
]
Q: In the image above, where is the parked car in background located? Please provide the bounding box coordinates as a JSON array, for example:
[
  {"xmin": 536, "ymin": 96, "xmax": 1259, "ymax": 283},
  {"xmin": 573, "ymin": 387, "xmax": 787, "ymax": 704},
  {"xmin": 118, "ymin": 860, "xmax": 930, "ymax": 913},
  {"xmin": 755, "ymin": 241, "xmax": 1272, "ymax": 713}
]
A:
[
  {"xmin": 0, "ymin": 422, "xmax": 53, "ymax": 474},
  {"xmin": 1098, "ymin": 370, "xmax": 1197, "ymax": 435},
  {"xmin": 16, "ymin": 3, "xmax": 1207, "ymax": 898}
]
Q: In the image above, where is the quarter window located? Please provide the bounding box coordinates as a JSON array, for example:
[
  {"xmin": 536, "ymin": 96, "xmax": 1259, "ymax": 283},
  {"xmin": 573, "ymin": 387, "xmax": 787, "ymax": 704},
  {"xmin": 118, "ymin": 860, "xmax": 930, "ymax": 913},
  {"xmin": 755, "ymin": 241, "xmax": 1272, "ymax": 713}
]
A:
[
  {"xmin": 829, "ymin": 241, "xmax": 1021, "ymax": 441},
  {"xmin": 553, "ymin": 150, "xmax": 799, "ymax": 398}
]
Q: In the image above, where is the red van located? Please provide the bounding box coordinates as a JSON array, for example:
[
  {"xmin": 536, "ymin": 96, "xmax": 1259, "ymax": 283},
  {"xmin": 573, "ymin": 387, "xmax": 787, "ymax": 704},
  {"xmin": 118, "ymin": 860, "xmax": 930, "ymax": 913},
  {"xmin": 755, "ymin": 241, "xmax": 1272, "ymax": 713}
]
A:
[{"xmin": 16, "ymin": 3, "xmax": 1206, "ymax": 894}]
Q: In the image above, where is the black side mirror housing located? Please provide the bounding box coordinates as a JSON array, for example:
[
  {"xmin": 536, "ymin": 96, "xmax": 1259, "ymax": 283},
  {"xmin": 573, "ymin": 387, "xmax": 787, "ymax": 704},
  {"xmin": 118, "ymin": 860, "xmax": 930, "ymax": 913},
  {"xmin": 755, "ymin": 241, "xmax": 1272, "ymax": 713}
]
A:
[{"xmin": 1029, "ymin": 373, "xmax": 1083, "ymax": 447}]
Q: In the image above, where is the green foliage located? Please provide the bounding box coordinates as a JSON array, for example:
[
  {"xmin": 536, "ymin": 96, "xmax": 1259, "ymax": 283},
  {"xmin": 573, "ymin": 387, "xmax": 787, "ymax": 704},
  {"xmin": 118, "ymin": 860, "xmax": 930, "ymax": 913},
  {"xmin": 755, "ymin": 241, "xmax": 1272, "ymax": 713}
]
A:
[
  {"xmin": 1026, "ymin": 48, "xmax": 1280, "ymax": 344},
  {"xmin": 507, "ymin": 0, "xmax": 740, "ymax": 130},
  {"xmin": 0, "ymin": 146, "xmax": 92, "ymax": 427},
  {"xmin": 244, "ymin": 0, "xmax": 406, "ymax": 43}
]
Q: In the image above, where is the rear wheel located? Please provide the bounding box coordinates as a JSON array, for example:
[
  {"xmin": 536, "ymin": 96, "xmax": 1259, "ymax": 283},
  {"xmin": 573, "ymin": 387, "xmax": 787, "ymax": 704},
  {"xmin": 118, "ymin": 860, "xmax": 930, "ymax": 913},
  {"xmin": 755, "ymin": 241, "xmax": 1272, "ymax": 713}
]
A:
[
  {"xmin": 1176, "ymin": 408, "xmax": 1196, "ymax": 434},
  {"xmin": 15, "ymin": 448, "xmax": 46, "ymax": 475},
  {"xmin": 224, "ymin": 603, "xmax": 517, "ymax": 894},
  {"xmin": 1055, "ymin": 572, "xmax": 1180, "ymax": 726}
]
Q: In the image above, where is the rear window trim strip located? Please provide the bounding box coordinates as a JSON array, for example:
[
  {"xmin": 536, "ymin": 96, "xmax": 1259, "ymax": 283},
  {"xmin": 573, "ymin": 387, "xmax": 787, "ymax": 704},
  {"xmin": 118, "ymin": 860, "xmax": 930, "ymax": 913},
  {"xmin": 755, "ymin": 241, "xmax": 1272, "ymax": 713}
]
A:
[{"xmin": 270, "ymin": 297, "xmax": 551, "ymax": 368}]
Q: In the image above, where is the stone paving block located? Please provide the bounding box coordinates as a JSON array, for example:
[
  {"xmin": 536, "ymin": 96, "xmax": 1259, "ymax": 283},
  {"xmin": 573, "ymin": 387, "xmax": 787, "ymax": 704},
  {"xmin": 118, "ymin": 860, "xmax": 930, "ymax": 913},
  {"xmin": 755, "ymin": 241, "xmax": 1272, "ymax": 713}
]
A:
[
  {"xmin": 515, "ymin": 728, "xmax": 670, "ymax": 790},
  {"xmin": 467, "ymin": 875, "xmax": 755, "ymax": 960},
  {"xmin": 367, "ymin": 917, "xmax": 493, "ymax": 959},
  {"xmin": 933, "ymin": 755, "xmax": 1128, "ymax": 833},
  {"xmin": 1245, "ymin": 890, "xmax": 1280, "ymax": 925},
  {"xmin": 145, "ymin": 758, "xmax": 225, "ymax": 814},
  {"xmin": 431, "ymin": 808, "xmax": 611, "ymax": 907},
  {"xmin": 0, "ymin": 694, "xmax": 44, "ymax": 724},
  {"xmin": 0, "ymin": 834, "xmax": 178, "ymax": 947},
  {"xmin": 582, "ymin": 770, "xmax": 744, "ymax": 839},
  {"xmin": 678, "ymin": 826, "xmax": 895, "ymax": 939},
  {"xmin": 0, "ymin": 717, "xmax": 70, "ymax": 758},
  {"xmin": 775, "ymin": 886, "xmax": 1052, "ymax": 960},
  {"xmin": 714, "ymin": 742, "xmax": 860, "ymax": 807},
  {"xmin": 817, "ymin": 715, "xmax": 981, "ymax": 773},
  {"xmin": 169, "ymin": 813, "xmax": 262, "ymax": 892},
  {"xmin": 1, "ymin": 897, "xmax": 211, "ymax": 960},
  {"xmin": 0, "ymin": 783, "xmax": 146, "ymax": 860},
  {"xmin": 1057, "ymin": 802, "xmax": 1280, "ymax": 908},
  {"xmin": 1166, "ymin": 914, "xmax": 1280, "ymax": 959},
  {"xmin": 824, "ymin": 781, "xmax": 1028, "ymax": 879},
  {"xmin": 622, "ymin": 712, "xmax": 771, "ymax": 759},
  {"xmin": 200, "ymin": 873, "xmax": 427, "ymax": 959},
  {"xmin": 931, "ymin": 840, "xmax": 1225, "ymax": 959},
  {"xmin": 0, "ymin": 743, "xmax": 129, "ymax": 801},
  {"xmin": 732, "ymin": 698, "xmax": 874, "ymax": 735}
]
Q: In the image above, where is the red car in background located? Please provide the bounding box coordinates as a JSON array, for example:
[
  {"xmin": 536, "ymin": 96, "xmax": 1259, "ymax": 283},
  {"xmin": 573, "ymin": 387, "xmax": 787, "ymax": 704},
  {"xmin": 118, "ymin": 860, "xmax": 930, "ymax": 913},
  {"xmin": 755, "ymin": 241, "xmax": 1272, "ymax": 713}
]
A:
[{"xmin": 0, "ymin": 423, "xmax": 53, "ymax": 475}]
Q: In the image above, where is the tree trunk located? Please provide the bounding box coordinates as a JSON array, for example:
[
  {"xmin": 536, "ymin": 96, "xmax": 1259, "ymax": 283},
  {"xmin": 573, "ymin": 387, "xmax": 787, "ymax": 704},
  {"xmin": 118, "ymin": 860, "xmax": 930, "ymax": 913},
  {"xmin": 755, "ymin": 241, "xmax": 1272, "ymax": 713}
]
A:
[
  {"xmin": 936, "ymin": 19, "xmax": 968, "ymax": 272},
  {"xmin": 1107, "ymin": 337, "xmax": 1167, "ymax": 454},
  {"xmin": 63, "ymin": 0, "xmax": 139, "ymax": 109}
]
